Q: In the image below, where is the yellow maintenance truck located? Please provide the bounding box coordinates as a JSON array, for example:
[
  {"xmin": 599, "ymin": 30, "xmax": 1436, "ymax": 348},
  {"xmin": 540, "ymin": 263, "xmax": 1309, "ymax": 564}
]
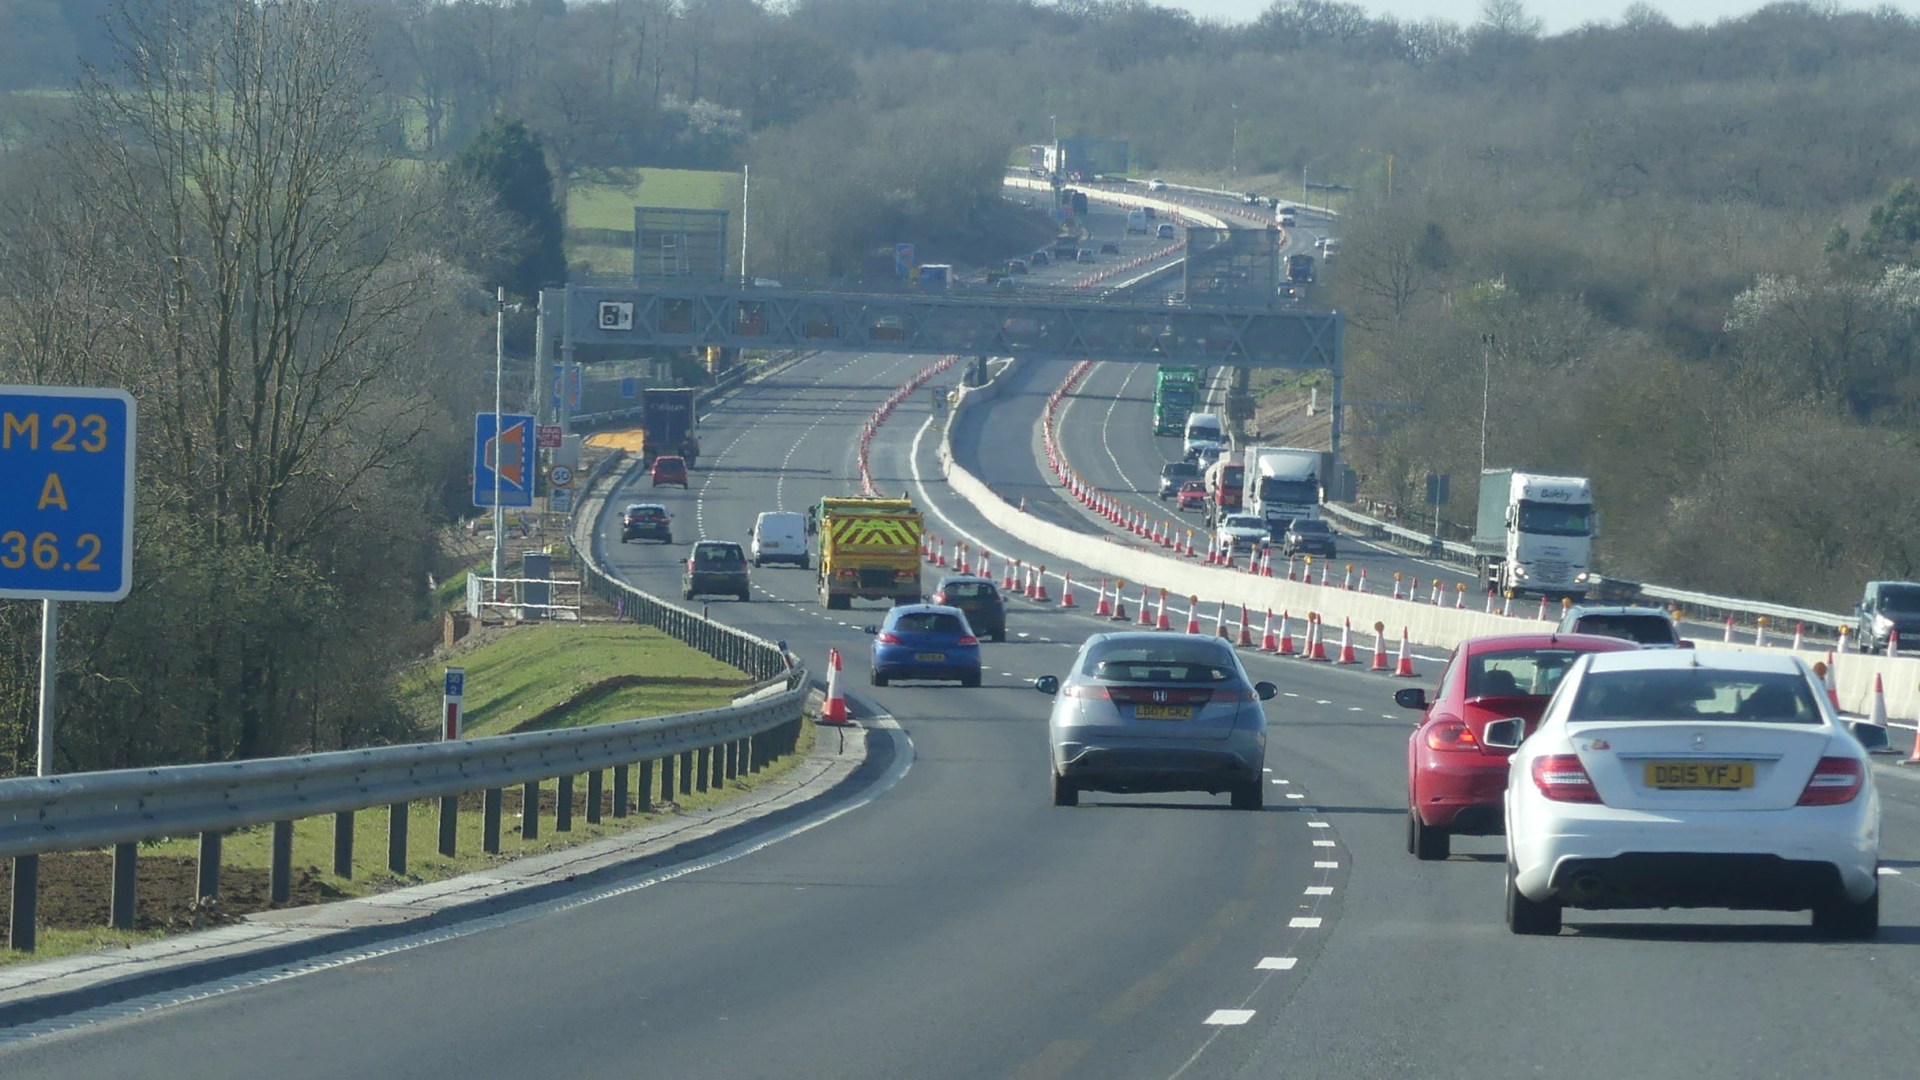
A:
[{"xmin": 810, "ymin": 496, "xmax": 924, "ymax": 609}]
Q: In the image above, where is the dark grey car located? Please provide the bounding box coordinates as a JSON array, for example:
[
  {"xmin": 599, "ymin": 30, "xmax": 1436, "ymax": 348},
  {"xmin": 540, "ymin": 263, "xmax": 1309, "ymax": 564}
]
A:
[
  {"xmin": 1036, "ymin": 633, "xmax": 1276, "ymax": 810},
  {"xmin": 1158, "ymin": 461, "xmax": 1199, "ymax": 498},
  {"xmin": 1856, "ymin": 581, "xmax": 1920, "ymax": 654}
]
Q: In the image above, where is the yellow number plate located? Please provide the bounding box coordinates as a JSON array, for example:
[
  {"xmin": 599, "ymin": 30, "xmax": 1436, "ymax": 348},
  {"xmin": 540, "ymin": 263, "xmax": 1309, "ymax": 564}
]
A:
[
  {"xmin": 1644, "ymin": 761, "xmax": 1754, "ymax": 790},
  {"xmin": 1134, "ymin": 705, "xmax": 1194, "ymax": 720}
]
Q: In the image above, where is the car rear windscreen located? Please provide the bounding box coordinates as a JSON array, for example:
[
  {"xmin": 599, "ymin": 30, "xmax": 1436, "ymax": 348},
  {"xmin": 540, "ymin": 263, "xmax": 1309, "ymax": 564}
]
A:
[
  {"xmin": 896, "ymin": 613, "xmax": 967, "ymax": 634},
  {"xmin": 1574, "ymin": 615, "xmax": 1676, "ymax": 645},
  {"xmin": 1569, "ymin": 669, "xmax": 1822, "ymax": 723}
]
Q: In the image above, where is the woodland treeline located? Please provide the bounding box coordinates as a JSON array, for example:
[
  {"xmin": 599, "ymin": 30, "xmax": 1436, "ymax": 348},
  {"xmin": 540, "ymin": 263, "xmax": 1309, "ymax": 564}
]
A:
[{"xmin": 3, "ymin": 0, "xmax": 1919, "ymax": 773}]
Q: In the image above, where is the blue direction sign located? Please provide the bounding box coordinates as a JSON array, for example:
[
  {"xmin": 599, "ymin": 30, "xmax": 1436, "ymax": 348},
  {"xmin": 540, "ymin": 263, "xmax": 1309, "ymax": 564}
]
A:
[
  {"xmin": 0, "ymin": 385, "xmax": 135, "ymax": 602},
  {"xmin": 472, "ymin": 412, "xmax": 535, "ymax": 508}
]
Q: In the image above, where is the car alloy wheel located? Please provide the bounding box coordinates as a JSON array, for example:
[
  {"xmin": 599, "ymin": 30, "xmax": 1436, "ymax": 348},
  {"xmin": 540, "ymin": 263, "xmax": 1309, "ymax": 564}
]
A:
[{"xmin": 1505, "ymin": 863, "xmax": 1562, "ymax": 936}]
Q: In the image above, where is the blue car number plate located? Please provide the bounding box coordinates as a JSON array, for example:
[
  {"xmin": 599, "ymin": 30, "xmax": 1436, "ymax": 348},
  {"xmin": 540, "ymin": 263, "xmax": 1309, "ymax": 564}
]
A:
[{"xmin": 915, "ymin": 652, "xmax": 947, "ymax": 661}]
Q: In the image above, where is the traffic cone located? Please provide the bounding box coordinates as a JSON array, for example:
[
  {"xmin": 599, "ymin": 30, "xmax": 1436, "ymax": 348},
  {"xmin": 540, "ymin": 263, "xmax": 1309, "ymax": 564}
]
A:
[
  {"xmin": 1215, "ymin": 606, "xmax": 1229, "ymax": 639},
  {"xmin": 1343, "ymin": 566, "xmax": 1354, "ymax": 591},
  {"xmin": 1111, "ymin": 587, "xmax": 1129, "ymax": 621},
  {"xmin": 1286, "ymin": 556, "xmax": 1298, "ymax": 582},
  {"xmin": 1501, "ymin": 593, "xmax": 1514, "ymax": 618},
  {"xmin": 1309, "ymin": 618, "xmax": 1330, "ymax": 662},
  {"xmin": 1319, "ymin": 563, "xmax": 1331, "ymax": 589},
  {"xmin": 1824, "ymin": 652, "xmax": 1841, "ymax": 711},
  {"xmin": 1277, "ymin": 611, "xmax": 1295, "ymax": 656},
  {"xmin": 1755, "ymin": 619, "xmax": 1767, "ymax": 647},
  {"xmin": 1094, "ymin": 578, "xmax": 1112, "ymax": 616},
  {"xmin": 1792, "ymin": 622, "xmax": 1805, "ymax": 650},
  {"xmin": 1058, "ymin": 572, "xmax": 1074, "ymax": 607},
  {"xmin": 1870, "ymin": 673, "xmax": 1889, "ymax": 729},
  {"xmin": 1394, "ymin": 628, "xmax": 1417, "ymax": 678},
  {"xmin": 1429, "ymin": 580, "xmax": 1443, "ymax": 606},
  {"xmin": 1356, "ymin": 567, "xmax": 1367, "ymax": 593},
  {"xmin": 1261, "ymin": 609, "xmax": 1278, "ymax": 652},
  {"xmin": 1237, "ymin": 605, "xmax": 1253, "ymax": 647},
  {"xmin": 1261, "ymin": 549, "xmax": 1274, "ymax": 577},
  {"xmin": 935, "ymin": 538, "xmax": 947, "ymax": 568},
  {"xmin": 1723, "ymin": 616, "xmax": 1734, "ymax": 643},
  {"xmin": 1892, "ymin": 629, "xmax": 1902, "ymax": 656},
  {"xmin": 822, "ymin": 649, "xmax": 850, "ymax": 725},
  {"xmin": 1034, "ymin": 567, "xmax": 1051, "ymax": 603},
  {"xmin": 1536, "ymin": 595, "xmax": 1548, "ymax": 620},
  {"xmin": 1185, "ymin": 597, "xmax": 1202, "ymax": 635},
  {"xmin": 1455, "ymin": 585, "xmax": 1467, "ymax": 610},
  {"xmin": 1183, "ymin": 530, "xmax": 1195, "ymax": 557},
  {"xmin": 1155, "ymin": 591, "xmax": 1171, "ymax": 630},
  {"xmin": 1336, "ymin": 619, "xmax": 1358, "ymax": 664},
  {"xmin": 1485, "ymin": 589, "xmax": 1496, "ymax": 615},
  {"xmin": 1371, "ymin": 625, "xmax": 1390, "ymax": 671},
  {"xmin": 1003, "ymin": 559, "xmax": 1017, "ymax": 592},
  {"xmin": 1393, "ymin": 576, "xmax": 1405, "ymax": 601}
]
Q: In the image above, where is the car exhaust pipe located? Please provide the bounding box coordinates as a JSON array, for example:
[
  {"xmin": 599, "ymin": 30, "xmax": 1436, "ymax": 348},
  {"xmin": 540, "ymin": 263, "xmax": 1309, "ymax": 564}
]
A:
[{"xmin": 1571, "ymin": 874, "xmax": 1605, "ymax": 897}]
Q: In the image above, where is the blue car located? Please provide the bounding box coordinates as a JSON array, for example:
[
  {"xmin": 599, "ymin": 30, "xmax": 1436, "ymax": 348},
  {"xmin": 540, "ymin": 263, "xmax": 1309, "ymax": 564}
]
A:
[{"xmin": 866, "ymin": 604, "xmax": 982, "ymax": 687}]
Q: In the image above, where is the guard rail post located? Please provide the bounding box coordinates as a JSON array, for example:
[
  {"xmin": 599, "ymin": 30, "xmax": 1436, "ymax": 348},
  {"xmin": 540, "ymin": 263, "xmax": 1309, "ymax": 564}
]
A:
[
  {"xmin": 483, "ymin": 788, "xmax": 503, "ymax": 853},
  {"xmin": 113, "ymin": 841, "xmax": 139, "ymax": 927},
  {"xmin": 612, "ymin": 764, "xmax": 630, "ymax": 818},
  {"xmin": 439, "ymin": 794, "xmax": 459, "ymax": 856},
  {"xmin": 557, "ymin": 775, "xmax": 575, "ymax": 832},
  {"xmin": 387, "ymin": 803, "xmax": 408, "ymax": 876},
  {"xmin": 640, "ymin": 759, "xmax": 657, "ymax": 811},
  {"xmin": 679, "ymin": 750, "xmax": 695, "ymax": 796},
  {"xmin": 586, "ymin": 770, "xmax": 604, "ymax": 824},
  {"xmin": 696, "ymin": 747, "xmax": 712, "ymax": 793},
  {"xmin": 198, "ymin": 831, "xmax": 222, "ymax": 902},
  {"xmin": 268, "ymin": 824, "xmax": 292, "ymax": 906},
  {"xmin": 521, "ymin": 781, "xmax": 540, "ymax": 839},
  {"xmin": 333, "ymin": 811, "xmax": 354, "ymax": 877},
  {"xmin": 12, "ymin": 854, "xmax": 38, "ymax": 952},
  {"xmin": 660, "ymin": 754, "xmax": 676, "ymax": 803}
]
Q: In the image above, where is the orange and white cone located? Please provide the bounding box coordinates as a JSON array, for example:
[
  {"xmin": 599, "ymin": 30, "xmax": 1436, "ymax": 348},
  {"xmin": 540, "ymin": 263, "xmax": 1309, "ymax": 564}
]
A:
[
  {"xmin": 1237, "ymin": 605, "xmax": 1253, "ymax": 647},
  {"xmin": 822, "ymin": 649, "xmax": 850, "ymax": 725},
  {"xmin": 1003, "ymin": 559, "xmax": 1018, "ymax": 592},
  {"xmin": 1140, "ymin": 587, "xmax": 1155, "ymax": 626},
  {"xmin": 1455, "ymin": 585, "xmax": 1467, "ymax": 610},
  {"xmin": 1034, "ymin": 567, "xmax": 1051, "ymax": 603},
  {"xmin": 1215, "ymin": 606, "xmax": 1229, "ymax": 639},
  {"xmin": 1370, "ymin": 626, "xmax": 1390, "ymax": 671},
  {"xmin": 1870, "ymin": 672, "xmax": 1889, "ymax": 730},
  {"xmin": 1261, "ymin": 609, "xmax": 1278, "ymax": 652},
  {"xmin": 1792, "ymin": 622, "xmax": 1805, "ymax": 650},
  {"xmin": 1058, "ymin": 572, "xmax": 1074, "ymax": 607},
  {"xmin": 1336, "ymin": 619, "xmax": 1358, "ymax": 664},
  {"xmin": 1309, "ymin": 618, "xmax": 1330, "ymax": 662},
  {"xmin": 1723, "ymin": 616, "xmax": 1734, "ymax": 642},
  {"xmin": 1186, "ymin": 597, "xmax": 1202, "ymax": 635},
  {"xmin": 1155, "ymin": 590, "xmax": 1170, "ymax": 630},
  {"xmin": 1824, "ymin": 652, "xmax": 1841, "ymax": 711},
  {"xmin": 1535, "ymin": 595, "xmax": 1548, "ymax": 620},
  {"xmin": 1094, "ymin": 578, "xmax": 1111, "ymax": 616},
  {"xmin": 1277, "ymin": 611, "xmax": 1296, "ymax": 656},
  {"xmin": 1112, "ymin": 587, "xmax": 1129, "ymax": 622},
  {"xmin": 1394, "ymin": 628, "xmax": 1417, "ymax": 677}
]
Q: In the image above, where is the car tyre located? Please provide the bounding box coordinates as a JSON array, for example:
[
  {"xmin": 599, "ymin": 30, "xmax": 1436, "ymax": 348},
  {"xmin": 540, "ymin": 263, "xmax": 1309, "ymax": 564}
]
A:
[
  {"xmin": 1812, "ymin": 888, "xmax": 1879, "ymax": 940},
  {"xmin": 870, "ymin": 669, "xmax": 888, "ymax": 687},
  {"xmin": 1052, "ymin": 771, "xmax": 1078, "ymax": 807},
  {"xmin": 1411, "ymin": 810, "xmax": 1450, "ymax": 861},
  {"xmin": 1505, "ymin": 864, "xmax": 1562, "ymax": 936},
  {"xmin": 682, "ymin": 589, "xmax": 694, "ymax": 600},
  {"xmin": 738, "ymin": 590, "xmax": 751, "ymax": 602},
  {"xmin": 961, "ymin": 671, "xmax": 981, "ymax": 688},
  {"xmin": 1231, "ymin": 780, "xmax": 1263, "ymax": 811},
  {"xmin": 991, "ymin": 629, "xmax": 1006, "ymax": 643}
]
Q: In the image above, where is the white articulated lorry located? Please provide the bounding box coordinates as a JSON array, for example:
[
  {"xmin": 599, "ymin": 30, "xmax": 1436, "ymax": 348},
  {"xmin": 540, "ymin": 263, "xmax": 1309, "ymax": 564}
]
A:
[
  {"xmin": 1242, "ymin": 447, "xmax": 1323, "ymax": 535},
  {"xmin": 1473, "ymin": 469, "xmax": 1595, "ymax": 601}
]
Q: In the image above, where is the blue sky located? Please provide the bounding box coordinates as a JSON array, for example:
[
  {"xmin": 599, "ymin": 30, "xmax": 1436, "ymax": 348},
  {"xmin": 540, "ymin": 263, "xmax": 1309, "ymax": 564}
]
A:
[{"xmin": 1160, "ymin": 1, "xmax": 1916, "ymax": 34}]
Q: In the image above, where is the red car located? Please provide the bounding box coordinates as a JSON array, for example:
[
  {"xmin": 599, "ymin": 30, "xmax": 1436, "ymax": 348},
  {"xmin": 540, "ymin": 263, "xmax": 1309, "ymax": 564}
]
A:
[
  {"xmin": 651, "ymin": 455, "xmax": 689, "ymax": 488},
  {"xmin": 1395, "ymin": 632, "xmax": 1639, "ymax": 860},
  {"xmin": 1176, "ymin": 480, "xmax": 1207, "ymax": 512}
]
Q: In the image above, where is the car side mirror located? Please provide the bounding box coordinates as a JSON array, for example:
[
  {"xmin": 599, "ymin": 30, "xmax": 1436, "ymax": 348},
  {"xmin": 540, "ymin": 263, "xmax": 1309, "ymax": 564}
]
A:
[
  {"xmin": 1849, "ymin": 720, "xmax": 1891, "ymax": 753},
  {"xmin": 1678, "ymin": 639, "xmax": 1695, "ymax": 649},
  {"xmin": 1254, "ymin": 681, "xmax": 1278, "ymax": 701},
  {"xmin": 1482, "ymin": 717, "xmax": 1526, "ymax": 750},
  {"xmin": 1393, "ymin": 687, "xmax": 1427, "ymax": 711},
  {"xmin": 863, "ymin": 625, "xmax": 879, "ymax": 635},
  {"xmin": 1034, "ymin": 675, "xmax": 1060, "ymax": 695}
]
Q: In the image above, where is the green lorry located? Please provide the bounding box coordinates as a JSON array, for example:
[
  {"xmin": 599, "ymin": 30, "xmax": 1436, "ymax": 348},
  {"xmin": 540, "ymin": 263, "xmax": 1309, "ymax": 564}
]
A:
[{"xmin": 1153, "ymin": 366, "xmax": 1201, "ymax": 436}]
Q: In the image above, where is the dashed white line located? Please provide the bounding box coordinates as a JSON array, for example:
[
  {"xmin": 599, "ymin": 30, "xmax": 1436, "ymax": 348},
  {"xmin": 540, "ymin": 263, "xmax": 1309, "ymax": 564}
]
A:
[
  {"xmin": 1304, "ymin": 886, "xmax": 1334, "ymax": 896},
  {"xmin": 1204, "ymin": 1009, "xmax": 1256, "ymax": 1026},
  {"xmin": 1256, "ymin": 957, "xmax": 1298, "ymax": 971},
  {"xmin": 1288, "ymin": 917, "xmax": 1323, "ymax": 929},
  {"xmin": 1307, "ymin": 822, "xmax": 1330, "ymax": 829},
  {"xmin": 1284, "ymin": 793, "xmax": 1305, "ymax": 800},
  {"xmin": 1312, "ymin": 839, "xmax": 1336, "ymax": 847},
  {"xmin": 1314, "ymin": 861, "xmax": 1340, "ymax": 869}
]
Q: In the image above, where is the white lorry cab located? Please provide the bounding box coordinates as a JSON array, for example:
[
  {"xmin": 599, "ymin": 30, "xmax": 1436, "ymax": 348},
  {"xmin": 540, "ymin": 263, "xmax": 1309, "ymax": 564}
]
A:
[
  {"xmin": 1182, "ymin": 412, "xmax": 1225, "ymax": 459},
  {"xmin": 1473, "ymin": 469, "xmax": 1594, "ymax": 600},
  {"xmin": 1127, "ymin": 208, "xmax": 1149, "ymax": 234}
]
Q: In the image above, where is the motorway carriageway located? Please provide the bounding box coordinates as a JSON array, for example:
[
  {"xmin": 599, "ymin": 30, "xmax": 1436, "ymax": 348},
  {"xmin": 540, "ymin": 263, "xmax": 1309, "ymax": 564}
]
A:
[{"xmin": 9, "ymin": 338, "xmax": 1920, "ymax": 1080}]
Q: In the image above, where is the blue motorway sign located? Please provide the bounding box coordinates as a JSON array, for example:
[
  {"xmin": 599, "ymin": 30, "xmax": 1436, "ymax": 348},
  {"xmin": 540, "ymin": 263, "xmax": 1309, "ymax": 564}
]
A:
[
  {"xmin": 473, "ymin": 412, "xmax": 535, "ymax": 508},
  {"xmin": 444, "ymin": 667, "xmax": 465, "ymax": 699},
  {"xmin": 0, "ymin": 385, "xmax": 136, "ymax": 601}
]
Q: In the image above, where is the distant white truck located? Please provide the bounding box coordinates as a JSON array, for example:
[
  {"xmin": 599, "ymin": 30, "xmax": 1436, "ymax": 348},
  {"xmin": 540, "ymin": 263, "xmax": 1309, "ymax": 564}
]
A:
[
  {"xmin": 1473, "ymin": 469, "xmax": 1595, "ymax": 601},
  {"xmin": 1242, "ymin": 446, "xmax": 1323, "ymax": 535}
]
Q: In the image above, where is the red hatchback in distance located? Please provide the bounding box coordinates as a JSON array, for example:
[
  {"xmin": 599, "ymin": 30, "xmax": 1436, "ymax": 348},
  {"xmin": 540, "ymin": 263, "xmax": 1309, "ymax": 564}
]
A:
[
  {"xmin": 1395, "ymin": 632, "xmax": 1639, "ymax": 860},
  {"xmin": 1177, "ymin": 480, "xmax": 1208, "ymax": 512},
  {"xmin": 651, "ymin": 455, "xmax": 689, "ymax": 488}
]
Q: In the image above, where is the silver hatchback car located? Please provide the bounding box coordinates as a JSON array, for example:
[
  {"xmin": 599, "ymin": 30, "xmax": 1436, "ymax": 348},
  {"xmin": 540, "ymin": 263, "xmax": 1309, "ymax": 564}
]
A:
[{"xmin": 1036, "ymin": 633, "xmax": 1276, "ymax": 810}]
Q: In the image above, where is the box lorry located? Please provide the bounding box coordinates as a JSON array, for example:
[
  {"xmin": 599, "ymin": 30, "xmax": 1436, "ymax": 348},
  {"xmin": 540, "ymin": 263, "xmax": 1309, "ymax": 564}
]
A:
[
  {"xmin": 638, "ymin": 388, "xmax": 699, "ymax": 467},
  {"xmin": 1242, "ymin": 447, "xmax": 1322, "ymax": 533},
  {"xmin": 1153, "ymin": 366, "xmax": 1200, "ymax": 435},
  {"xmin": 813, "ymin": 496, "xmax": 925, "ymax": 609},
  {"xmin": 1203, "ymin": 453, "xmax": 1245, "ymax": 525},
  {"xmin": 1473, "ymin": 469, "xmax": 1595, "ymax": 601}
]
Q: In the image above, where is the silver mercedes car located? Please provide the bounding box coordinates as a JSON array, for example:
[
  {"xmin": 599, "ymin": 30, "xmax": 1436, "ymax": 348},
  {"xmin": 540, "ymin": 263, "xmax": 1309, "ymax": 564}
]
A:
[{"xmin": 1036, "ymin": 632, "xmax": 1276, "ymax": 810}]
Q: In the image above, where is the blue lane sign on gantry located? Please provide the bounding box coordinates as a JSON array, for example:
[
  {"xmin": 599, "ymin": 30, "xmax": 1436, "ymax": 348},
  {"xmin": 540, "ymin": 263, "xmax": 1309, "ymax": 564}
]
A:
[
  {"xmin": 0, "ymin": 385, "xmax": 136, "ymax": 601},
  {"xmin": 472, "ymin": 412, "xmax": 536, "ymax": 508}
]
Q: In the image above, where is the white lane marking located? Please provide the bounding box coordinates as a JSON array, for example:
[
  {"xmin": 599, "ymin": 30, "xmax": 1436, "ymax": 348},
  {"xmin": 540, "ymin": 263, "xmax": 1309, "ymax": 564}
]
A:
[
  {"xmin": 1307, "ymin": 822, "xmax": 1330, "ymax": 829},
  {"xmin": 1315, "ymin": 700, "xmax": 1333, "ymax": 706},
  {"xmin": 1312, "ymin": 839, "xmax": 1336, "ymax": 847},
  {"xmin": 1272, "ymin": 779, "xmax": 1290, "ymax": 785},
  {"xmin": 1304, "ymin": 886, "xmax": 1333, "ymax": 896},
  {"xmin": 1314, "ymin": 861, "xmax": 1340, "ymax": 869},
  {"xmin": 1256, "ymin": 957, "xmax": 1298, "ymax": 971},
  {"xmin": 1284, "ymin": 793, "xmax": 1305, "ymax": 800},
  {"xmin": 1879, "ymin": 867, "xmax": 1903, "ymax": 876},
  {"xmin": 1288, "ymin": 917, "xmax": 1323, "ymax": 928},
  {"xmin": 1347, "ymin": 706, "xmax": 1364, "ymax": 713},
  {"xmin": 1204, "ymin": 1009, "xmax": 1256, "ymax": 1026},
  {"xmin": 1262, "ymin": 767, "xmax": 1273, "ymax": 772},
  {"xmin": 1282, "ymin": 692, "xmax": 1300, "ymax": 698}
]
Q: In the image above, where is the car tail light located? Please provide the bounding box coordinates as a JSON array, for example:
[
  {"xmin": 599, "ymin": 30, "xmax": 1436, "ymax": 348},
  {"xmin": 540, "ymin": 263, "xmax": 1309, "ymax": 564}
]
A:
[
  {"xmin": 932, "ymin": 592, "xmax": 947, "ymax": 604},
  {"xmin": 1425, "ymin": 720, "xmax": 1479, "ymax": 752},
  {"xmin": 1064, "ymin": 684, "xmax": 1110, "ymax": 700},
  {"xmin": 1797, "ymin": 756, "xmax": 1864, "ymax": 806},
  {"xmin": 956, "ymin": 635, "xmax": 978, "ymax": 646},
  {"xmin": 1531, "ymin": 754, "xmax": 1601, "ymax": 803},
  {"xmin": 876, "ymin": 632, "xmax": 901, "ymax": 644}
]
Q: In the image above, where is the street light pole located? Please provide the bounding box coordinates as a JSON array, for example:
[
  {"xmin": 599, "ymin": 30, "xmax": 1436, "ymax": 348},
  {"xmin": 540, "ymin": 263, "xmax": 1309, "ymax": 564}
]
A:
[
  {"xmin": 1480, "ymin": 332, "xmax": 1495, "ymax": 476},
  {"xmin": 1230, "ymin": 103, "xmax": 1238, "ymax": 178},
  {"xmin": 492, "ymin": 285, "xmax": 506, "ymax": 589}
]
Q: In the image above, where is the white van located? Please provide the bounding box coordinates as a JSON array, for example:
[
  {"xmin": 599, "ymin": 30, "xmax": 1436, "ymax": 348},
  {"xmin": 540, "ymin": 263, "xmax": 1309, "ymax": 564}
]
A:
[
  {"xmin": 1156, "ymin": 222, "xmax": 1177, "ymax": 240},
  {"xmin": 1126, "ymin": 208, "xmax": 1149, "ymax": 234},
  {"xmin": 1183, "ymin": 412, "xmax": 1225, "ymax": 458},
  {"xmin": 750, "ymin": 510, "xmax": 809, "ymax": 568}
]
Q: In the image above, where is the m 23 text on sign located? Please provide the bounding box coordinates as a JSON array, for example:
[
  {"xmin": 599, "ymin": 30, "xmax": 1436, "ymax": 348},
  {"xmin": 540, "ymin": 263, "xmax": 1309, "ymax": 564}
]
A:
[{"xmin": 0, "ymin": 385, "xmax": 137, "ymax": 601}]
